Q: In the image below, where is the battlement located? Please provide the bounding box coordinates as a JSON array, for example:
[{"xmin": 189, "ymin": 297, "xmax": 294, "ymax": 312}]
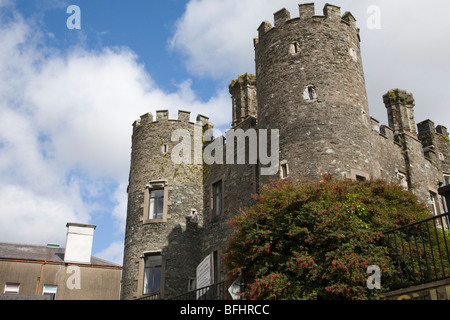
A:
[
  {"xmin": 256, "ymin": 3, "xmax": 358, "ymax": 40},
  {"xmin": 418, "ymin": 120, "xmax": 449, "ymax": 138},
  {"xmin": 132, "ymin": 110, "xmax": 211, "ymax": 129}
]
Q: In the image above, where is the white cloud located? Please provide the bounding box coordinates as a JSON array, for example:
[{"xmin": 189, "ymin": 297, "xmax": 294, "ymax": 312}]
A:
[
  {"xmin": 0, "ymin": 5, "xmax": 230, "ymax": 249},
  {"xmin": 94, "ymin": 241, "xmax": 124, "ymax": 266}
]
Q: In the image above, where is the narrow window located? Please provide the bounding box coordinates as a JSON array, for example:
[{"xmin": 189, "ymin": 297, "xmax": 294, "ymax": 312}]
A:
[
  {"xmin": 213, "ymin": 181, "xmax": 222, "ymax": 216},
  {"xmin": 188, "ymin": 278, "xmax": 196, "ymax": 292},
  {"xmin": 212, "ymin": 251, "xmax": 219, "ymax": 285},
  {"xmin": 430, "ymin": 191, "xmax": 440, "ymax": 216},
  {"xmin": 43, "ymin": 285, "xmax": 58, "ymax": 300},
  {"xmin": 289, "ymin": 42, "xmax": 300, "ymax": 55},
  {"xmin": 396, "ymin": 172, "xmax": 408, "ymax": 190},
  {"xmin": 303, "ymin": 85, "xmax": 317, "ymax": 102},
  {"xmin": 4, "ymin": 283, "xmax": 20, "ymax": 295},
  {"xmin": 308, "ymin": 87, "xmax": 314, "ymax": 100},
  {"xmin": 280, "ymin": 161, "xmax": 289, "ymax": 179},
  {"xmin": 149, "ymin": 189, "xmax": 164, "ymax": 220},
  {"xmin": 143, "ymin": 255, "xmax": 162, "ymax": 296},
  {"xmin": 162, "ymin": 143, "xmax": 169, "ymax": 154}
]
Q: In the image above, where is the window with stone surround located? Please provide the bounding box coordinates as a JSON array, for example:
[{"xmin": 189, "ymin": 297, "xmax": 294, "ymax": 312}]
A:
[
  {"xmin": 396, "ymin": 171, "xmax": 408, "ymax": 190},
  {"xmin": 289, "ymin": 42, "xmax": 300, "ymax": 55},
  {"xmin": 347, "ymin": 169, "xmax": 369, "ymax": 182},
  {"xmin": 142, "ymin": 180, "xmax": 169, "ymax": 223},
  {"xmin": 303, "ymin": 85, "xmax": 317, "ymax": 102},
  {"xmin": 161, "ymin": 143, "xmax": 169, "ymax": 155},
  {"xmin": 212, "ymin": 180, "xmax": 223, "ymax": 217},
  {"xmin": 280, "ymin": 160, "xmax": 289, "ymax": 179},
  {"xmin": 430, "ymin": 191, "xmax": 441, "ymax": 216},
  {"xmin": 356, "ymin": 175, "xmax": 366, "ymax": 182},
  {"xmin": 444, "ymin": 175, "xmax": 450, "ymax": 186},
  {"xmin": 143, "ymin": 254, "xmax": 162, "ymax": 296}
]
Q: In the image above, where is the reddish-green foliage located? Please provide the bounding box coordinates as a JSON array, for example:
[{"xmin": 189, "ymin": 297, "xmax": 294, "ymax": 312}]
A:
[{"xmin": 223, "ymin": 175, "xmax": 431, "ymax": 300}]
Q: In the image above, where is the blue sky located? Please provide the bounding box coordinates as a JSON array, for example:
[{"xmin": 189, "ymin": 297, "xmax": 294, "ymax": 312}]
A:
[{"xmin": 1, "ymin": 0, "xmax": 450, "ymax": 265}]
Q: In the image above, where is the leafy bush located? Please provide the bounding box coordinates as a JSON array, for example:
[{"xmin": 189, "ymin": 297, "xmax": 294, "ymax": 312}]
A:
[{"xmin": 223, "ymin": 175, "xmax": 431, "ymax": 300}]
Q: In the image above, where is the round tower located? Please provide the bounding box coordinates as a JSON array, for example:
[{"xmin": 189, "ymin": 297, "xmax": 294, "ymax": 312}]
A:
[
  {"xmin": 254, "ymin": 4, "xmax": 374, "ymax": 182},
  {"xmin": 121, "ymin": 110, "xmax": 211, "ymax": 300}
]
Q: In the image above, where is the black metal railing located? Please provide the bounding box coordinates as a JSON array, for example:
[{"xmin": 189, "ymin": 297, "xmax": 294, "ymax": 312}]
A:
[
  {"xmin": 383, "ymin": 212, "xmax": 450, "ymax": 290},
  {"xmin": 166, "ymin": 281, "xmax": 230, "ymax": 300},
  {"xmin": 138, "ymin": 292, "xmax": 160, "ymax": 300}
]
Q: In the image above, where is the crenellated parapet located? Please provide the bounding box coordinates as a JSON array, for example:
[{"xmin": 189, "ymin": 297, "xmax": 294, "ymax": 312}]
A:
[
  {"xmin": 254, "ymin": 3, "xmax": 359, "ymax": 47},
  {"xmin": 132, "ymin": 110, "xmax": 212, "ymax": 132}
]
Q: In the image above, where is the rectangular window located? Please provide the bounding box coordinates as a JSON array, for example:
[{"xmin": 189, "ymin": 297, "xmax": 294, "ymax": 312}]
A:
[
  {"xmin": 143, "ymin": 255, "xmax": 162, "ymax": 296},
  {"xmin": 212, "ymin": 251, "xmax": 218, "ymax": 285},
  {"xmin": 149, "ymin": 189, "xmax": 164, "ymax": 220},
  {"xmin": 280, "ymin": 161, "xmax": 289, "ymax": 179},
  {"xmin": 43, "ymin": 285, "xmax": 58, "ymax": 300},
  {"xmin": 4, "ymin": 283, "xmax": 20, "ymax": 295},
  {"xmin": 430, "ymin": 191, "xmax": 440, "ymax": 216},
  {"xmin": 356, "ymin": 175, "xmax": 366, "ymax": 182},
  {"xmin": 444, "ymin": 175, "xmax": 450, "ymax": 186},
  {"xmin": 397, "ymin": 172, "xmax": 408, "ymax": 190},
  {"xmin": 213, "ymin": 181, "xmax": 222, "ymax": 216},
  {"xmin": 188, "ymin": 278, "xmax": 196, "ymax": 292}
]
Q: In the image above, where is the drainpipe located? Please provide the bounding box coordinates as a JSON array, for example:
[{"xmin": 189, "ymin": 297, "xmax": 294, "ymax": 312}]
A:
[{"xmin": 36, "ymin": 262, "xmax": 46, "ymax": 295}]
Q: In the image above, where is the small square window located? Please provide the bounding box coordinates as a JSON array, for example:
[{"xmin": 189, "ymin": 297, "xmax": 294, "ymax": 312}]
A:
[
  {"xmin": 4, "ymin": 283, "xmax": 20, "ymax": 295},
  {"xmin": 396, "ymin": 172, "xmax": 408, "ymax": 190},
  {"xmin": 303, "ymin": 85, "xmax": 317, "ymax": 102},
  {"xmin": 356, "ymin": 175, "xmax": 366, "ymax": 182},
  {"xmin": 43, "ymin": 285, "xmax": 57, "ymax": 300},
  {"xmin": 289, "ymin": 42, "xmax": 300, "ymax": 55}
]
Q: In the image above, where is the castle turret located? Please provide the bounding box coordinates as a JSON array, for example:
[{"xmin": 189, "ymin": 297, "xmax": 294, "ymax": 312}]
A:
[
  {"xmin": 121, "ymin": 110, "xmax": 211, "ymax": 300},
  {"xmin": 254, "ymin": 3, "xmax": 373, "ymax": 182},
  {"xmin": 229, "ymin": 73, "xmax": 257, "ymax": 128},
  {"xmin": 383, "ymin": 89, "xmax": 417, "ymax": 138}
]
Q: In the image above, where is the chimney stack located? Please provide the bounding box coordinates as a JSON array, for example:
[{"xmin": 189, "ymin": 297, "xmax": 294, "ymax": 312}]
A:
[{"xmin": 64, "ymin": 223, "xmax": 96, "ymax": 264}]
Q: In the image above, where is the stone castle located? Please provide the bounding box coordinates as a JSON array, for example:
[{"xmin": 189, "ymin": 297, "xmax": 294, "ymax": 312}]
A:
[{"xmin": 120, "ymin": 3, "xmax": 450, "ymax": 299}]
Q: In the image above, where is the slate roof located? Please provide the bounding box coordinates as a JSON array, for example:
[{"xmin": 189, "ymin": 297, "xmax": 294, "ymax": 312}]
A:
[{"xmin": 0, "ymin": 242, "xmax": 121, "ymax": 268}]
